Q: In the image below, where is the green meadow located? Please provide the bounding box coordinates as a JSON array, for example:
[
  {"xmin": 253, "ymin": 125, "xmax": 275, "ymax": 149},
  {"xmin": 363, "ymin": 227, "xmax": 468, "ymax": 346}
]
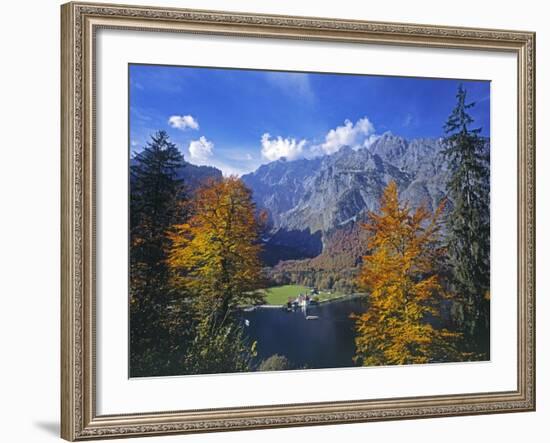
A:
[{"xmin": 259, "ymin": 285, "xmax": 344, "ymax": 305}]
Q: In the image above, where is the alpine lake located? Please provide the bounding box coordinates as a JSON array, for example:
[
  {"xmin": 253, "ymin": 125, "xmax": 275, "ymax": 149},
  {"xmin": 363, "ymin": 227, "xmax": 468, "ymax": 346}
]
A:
[{"xmin": 239, "ymin": 293, "xmax": 368, "ymax": 370}]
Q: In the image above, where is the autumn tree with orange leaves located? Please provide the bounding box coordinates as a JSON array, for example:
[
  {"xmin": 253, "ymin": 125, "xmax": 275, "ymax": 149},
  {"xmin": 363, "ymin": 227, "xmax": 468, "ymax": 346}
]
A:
[
  {"xmin": 169, "ymin": 177, "xmax": 265, "ymax": 324},
  {"xmin": 354, "ymin": 181, "xmax": 465, "ymax": 366},
  {"xmin": 168, "ymin": 177, "xmax": 265, "ymax": 374}
]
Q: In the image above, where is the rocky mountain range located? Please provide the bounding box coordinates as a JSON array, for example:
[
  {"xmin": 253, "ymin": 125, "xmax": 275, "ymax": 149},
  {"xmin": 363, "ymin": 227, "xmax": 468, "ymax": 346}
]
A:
[
  {"xmin": 177, "ymin": 132, "xmax": 488, "ymax": 267},
  {"xmin": 240, "ymin": 132, "xmax": 467, "ymax": 264}
]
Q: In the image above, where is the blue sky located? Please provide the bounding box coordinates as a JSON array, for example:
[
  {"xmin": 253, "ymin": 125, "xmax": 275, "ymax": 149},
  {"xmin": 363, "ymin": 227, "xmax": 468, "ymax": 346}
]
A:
[{"xmin": 129, "ymin": 64, "xmax": 490, "ymax": 176}]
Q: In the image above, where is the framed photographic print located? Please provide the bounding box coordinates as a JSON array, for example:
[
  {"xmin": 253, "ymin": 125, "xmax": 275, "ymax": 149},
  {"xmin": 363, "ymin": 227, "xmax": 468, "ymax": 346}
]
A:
[{"xmin": 61, "ymin": 1, "xmax": 536, "ymax": 440}]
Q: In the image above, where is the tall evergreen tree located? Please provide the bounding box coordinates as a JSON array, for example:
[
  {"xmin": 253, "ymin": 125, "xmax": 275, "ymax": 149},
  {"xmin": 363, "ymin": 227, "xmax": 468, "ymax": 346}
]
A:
[
  {"xmin": 442, "ymin": 86, "xmax": 490, "ymax": 352},
  {"xmin": 129, "ymin": 130, "xmax": 187, "ymax": 376}
]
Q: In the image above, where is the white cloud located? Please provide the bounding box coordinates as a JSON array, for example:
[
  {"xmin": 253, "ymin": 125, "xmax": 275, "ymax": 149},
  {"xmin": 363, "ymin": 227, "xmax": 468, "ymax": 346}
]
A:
[
  {"xmin": 317, "ymin": 117, "xmax": 376, "ymax": 155},
  {"xmin": 212, "ymin": 162, "xmax": 249, "ymax": 177},
  {"xmin": 261, "ymin": 133, "xmax": 307, "ymax": 161},
  {"xmin": 189, "ymin": 136, "xmax": 214, "ymax": 161},
  {"xmin": 258, "ymin": 117, "xmax": 378, "ymax": 164},
  {"xmin": 185, "ymin": 140, "xmax": 261, "ymax": 177},
  {"xmin": 168, "ymin": 114, "xmax": 199, "ymax": 131}
]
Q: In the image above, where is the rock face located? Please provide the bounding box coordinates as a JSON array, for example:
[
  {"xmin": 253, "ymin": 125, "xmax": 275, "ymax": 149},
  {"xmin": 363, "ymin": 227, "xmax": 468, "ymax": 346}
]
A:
[
  {"xmin": 174, "ymin": 132, "xmax": 488, "ymax": 266},
  {"xmin": 281, "ymin": 144, "xmax": 410, "ymax": 234},
  {"xmin": 241, "ymin": 157, "xmax": 322, "ymax": 227},
  {"xmin": 241, "ymin": 132, "xmax": 478, "ymax": 264}
]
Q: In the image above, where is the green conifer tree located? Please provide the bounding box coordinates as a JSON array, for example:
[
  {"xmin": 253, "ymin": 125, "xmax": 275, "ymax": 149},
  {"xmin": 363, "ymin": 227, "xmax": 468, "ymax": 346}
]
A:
[
  {"xmin": 129, "ymin": 130, "xmax": 187, "ymax": 376},
  {"xmin": 442, "ymin": 86, "xmax": 490, "ymax": 354}
]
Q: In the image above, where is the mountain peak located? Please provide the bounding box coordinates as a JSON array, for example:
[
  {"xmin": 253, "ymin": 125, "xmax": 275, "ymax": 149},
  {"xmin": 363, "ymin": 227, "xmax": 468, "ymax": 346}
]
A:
[
  {"xmin": 375, "ymin": 131, "xmax": 406, "ymax": 144},
  {"xmin": 185, "ymin": 133, "xmax": 489, "ymax": 265},
  {"xmin": 332, "ymin": 144, "xmax": 354, "ymax": 157},
  {"xmin": 369, "ymin": 132, "xmax": 408, "ymax": 164}
]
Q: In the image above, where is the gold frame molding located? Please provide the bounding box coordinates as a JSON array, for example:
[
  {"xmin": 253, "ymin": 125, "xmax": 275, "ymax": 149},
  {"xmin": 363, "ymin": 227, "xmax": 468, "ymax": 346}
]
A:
[{"xmin": 61, "ymin": 1, "xmax": 536, "ymax": 440}]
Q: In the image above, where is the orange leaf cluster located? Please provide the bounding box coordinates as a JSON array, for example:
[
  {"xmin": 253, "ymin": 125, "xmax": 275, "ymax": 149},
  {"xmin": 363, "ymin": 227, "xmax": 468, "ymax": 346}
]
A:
[
  {"xmin": 168, "ymin": 177, "xmax": 265, "ymax": 322},
  {"xmin": 354, "ymin": 181, "xmax": 462, "ymax": 365}
]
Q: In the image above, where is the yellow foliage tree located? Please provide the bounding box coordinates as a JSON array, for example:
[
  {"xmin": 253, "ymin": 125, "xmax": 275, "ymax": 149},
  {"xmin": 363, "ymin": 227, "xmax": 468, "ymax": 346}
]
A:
[
  {"xmin": 354, "ymin": 181, "xmax": 463, "ymax": 366},
  {"xmin": 168, "ymin": 177, "xmax": 265, "ymax": 324}
]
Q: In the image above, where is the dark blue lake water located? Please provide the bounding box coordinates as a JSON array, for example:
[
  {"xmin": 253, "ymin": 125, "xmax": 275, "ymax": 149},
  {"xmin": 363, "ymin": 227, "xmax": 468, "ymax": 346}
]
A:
[{"xmin": 240, "ymin": 297, "xmax": 368, "ymax": 370}]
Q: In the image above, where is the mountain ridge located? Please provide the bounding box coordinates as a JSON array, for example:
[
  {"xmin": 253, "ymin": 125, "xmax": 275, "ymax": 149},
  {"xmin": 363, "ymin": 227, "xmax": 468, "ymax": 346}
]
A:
[
  {"xmin": 240, "ymin": 132, "xmax": 463, "ymax": 263},
  {"xmin": 177, "ymin": 132, "xmax": 489, "ymax": 268}
]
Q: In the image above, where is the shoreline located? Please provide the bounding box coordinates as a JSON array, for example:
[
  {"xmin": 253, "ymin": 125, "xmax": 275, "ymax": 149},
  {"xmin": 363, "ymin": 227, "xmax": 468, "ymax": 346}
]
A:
[{"xmin": 242, "ymin": 293, "xmax": 363, "ymax": 310}]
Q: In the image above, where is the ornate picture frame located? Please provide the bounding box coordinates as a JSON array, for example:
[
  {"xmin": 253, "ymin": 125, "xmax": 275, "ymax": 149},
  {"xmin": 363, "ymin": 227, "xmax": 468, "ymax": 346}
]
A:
[{"xmin": 61, "ymin": 1, "xmax": 535, "ymax": 440}]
